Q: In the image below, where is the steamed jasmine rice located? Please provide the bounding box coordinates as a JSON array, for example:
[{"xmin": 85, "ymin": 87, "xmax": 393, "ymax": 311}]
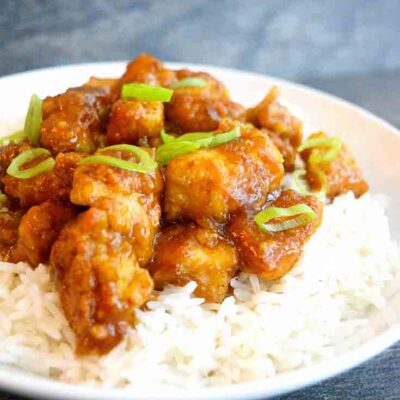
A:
[{"xmin": 0, "ymin": 192, "xmax": 398, "ymax": 388}]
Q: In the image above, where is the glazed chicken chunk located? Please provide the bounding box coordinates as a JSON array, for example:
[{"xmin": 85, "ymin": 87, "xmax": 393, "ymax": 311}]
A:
[
  {"xmin": 300, "ymin": 132, "xmax": 369, "ymax": 200},
  {"xmin": 40, "ymin": 86, "xmax": 111, "ymax": 154},
  {"xmin": 51, "ymin": 208, "xmax": 153, "ymax": 354},
  {"xmin": 149, "ymin": 224, "xmax": 238, "ymax": 303},
  {"xmin": 247, "ymin": 86, "xmax": 303, "ymax": 171},
  {"xmin": 3, "ymin": 152, "xmax": 83, "ymax": 207},
  {"xmin": 70, "ymin": 148, "xmax": 162, "ymax": 266},
  {"xmin": 229, "ymin": 189, "xmax": 323, "ymax": 280},
  {"xmin": 164, "ymin": 120, "xmax": 284, "ymax": 224},
  {"xmin": 10, "ymin": 200, "xmax": 77, "ymax": 267},
  {"xmin": 112, "ymin": 53, "xmax": 177, "ymax": 100},
  {"xmin": 165, "ymin": 69, "xmax": 245, "ymax": 133},
  {"xmin": 84, "ymin": 77, "xmax": 118, "ymax": 95},
  {"xmin": 106, "ymin": 99, "xmax": 164, "ymax": 146},
  {"xmin": 0, "ymin": 210, "xmax": 24, "ymax": 260}
]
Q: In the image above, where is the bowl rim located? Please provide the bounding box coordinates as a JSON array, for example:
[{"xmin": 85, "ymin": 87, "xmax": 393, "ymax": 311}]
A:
[{"xmin": 0, "ymin": 61, "xmax": 399, "ymax": 400}]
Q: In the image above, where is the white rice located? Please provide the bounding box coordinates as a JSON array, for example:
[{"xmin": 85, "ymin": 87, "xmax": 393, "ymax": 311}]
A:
[{"xmin": 0, "ymin": 192, "xmax": 399, "ymax": 388}]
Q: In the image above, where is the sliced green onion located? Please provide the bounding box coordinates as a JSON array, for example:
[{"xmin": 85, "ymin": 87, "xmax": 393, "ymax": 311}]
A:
[
  {"xmin": 298, "ymin": 136, "xmax": 342, "ymax": 164},
  {"xmin": 171, "ymin": 78, "xmax": 208, "ymax": 89},
  {"xmin": 156, "ymin": 126, "xmax": 240, "ymax": 165},
  {"xmin": 121, "ymin": 83, "xmax": 173, "ymax": 102},
  {"xmin": 0, "ymin": 130, "xmax": 26, "ymax": 145},
  {"xmin": 156, "ymin": 141, "xmax": 200, "ymax": 166},
  {"xmin": 161, "ymin": 129, "xmax": 176, "ymax": 144},
  {"xmin": 24, "ymin": 94, "xmax": 42, "ymax": 145},
  {"xmin": 80, "ymin": 144, "xmax": 157, "ymax": 173},
  {"xmin": 7, "ymin": 148, "xmax": 55, "ymax": 179},
  {"xmin": 292, "ymin": 169, "xmax": 326, "ymax": 200},
  {"xmin": 195, "ymin": 126, "xmax": 240, "ymax": 148},
  {"xmin": 255, "ymin": 203, "xmax": 316, "ymax": 232}
]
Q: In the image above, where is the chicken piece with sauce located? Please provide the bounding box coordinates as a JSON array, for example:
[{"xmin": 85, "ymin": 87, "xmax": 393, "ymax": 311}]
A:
[
  {"xmin": 229, "ymin": 189, "xmax": 323, "ymax": 280},
  {"xmin": 3, "ymin": 152, "xmax": 84, "ymax": 207},
  {"xmin": 111, "ymin": 53, "xmax": 177, "ymax": 101},
  {"xmin": 51, "ymin": 207, "xmax": 153, "ymax": 354},
  {"xmin": 106, "ymin": 100, "xmax": 164, "ymax": 147},
  {"xmin": 247, "ymin": 86, "xmax": 303, "ymax": 171},
  {"xmin": 165, "ymin": 69, "xmax": 245, "ymax": 133},
  {"xmin": 10, "ymin": 200, "xmax": 77, "ymax": 267},
  {"xmin": 40, "ymin": 86, "xmax": 111, "ymax": 154},
  {"xmin": 300, "ymin": 132, "xmax": 368, "ymax": 200},
  {"xmin": 0, "ymin": 210, "xmax": 24, "ymax": 260},
  {"xmin": 70, "ymin": 148, "xmax": 162, "ymax": 266},
  {"xmin": 149, "ymin": 224, "xmax": 238, "ymax": 303},
  {"xmin": 164, "ymin": 120, "xmax": 284, "ymax": 225}
]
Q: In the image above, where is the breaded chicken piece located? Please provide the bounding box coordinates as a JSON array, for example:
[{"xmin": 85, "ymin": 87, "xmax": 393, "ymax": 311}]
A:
[
  {"xmin": 165, "ymin": 70, "xmax": 245, "ymax": 133},
  {"xmin": 106, "ymin": 99, "xmax": 164, "ymax": 146},
  {"xmin": 84, "ymin": 77, "xmax": 118, "ymax": 95},
  {"xmin": 164, "ymin": 120, "xmax": 284, "ymax": 225},
  {"xmin": 70, "ymin": 148, "xmax": 162, "ymax": 266},
  {"xmin": 229, "ymin": 189, "xmax": 323, "ymax": 280},
  {"xmin": 3, "ymin": 152, "xmax": 83, "ymax": 207},
  {"xmin": 247, "ymin": 87, "xmax": 302, "ymax": 171},
  {"xmin": 10, "ymin": 200, "xmax": 77, "ymax": 267},
  {"xmin": 0, "ymin": 141, "xmax": 32, "ymax": 179},
  {"xmin": 40, "ymin": 86, "xmax": 111, "ymax": 154},
  {"xmin": 0, "ymin": 210, "xmax": 24, "ymax": 261},
  {"xmin": 112, "ymin": 53, "xmax": 177, "ymax": 100},
  {"xmin": 51, "ymin": 208, "xmax": 153, "ymax": 355},
  {"xmin": 149, "ymin": 224, "xmax": 238, "ymax": 303},
  {"xmin": 300, "ymin": 132, "xmax": 368, "ymax": 200}
]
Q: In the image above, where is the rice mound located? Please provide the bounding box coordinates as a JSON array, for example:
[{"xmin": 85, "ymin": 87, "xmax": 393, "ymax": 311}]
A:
[{"xmin": 0, "ymin": 193, "xmax": 399, "ymax": 388}]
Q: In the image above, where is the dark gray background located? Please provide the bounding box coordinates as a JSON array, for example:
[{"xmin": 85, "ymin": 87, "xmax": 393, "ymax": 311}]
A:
[{"xmin": 1, "ymin": 0, "xmax": 400, "ymax": 399}]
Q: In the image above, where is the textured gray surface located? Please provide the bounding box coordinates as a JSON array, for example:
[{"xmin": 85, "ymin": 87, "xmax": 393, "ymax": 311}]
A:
[
  {"xmin": 1, "ymin": 0, "xmax": 400, "ymax": 399},
  {"xmin": 1, "ymin": 0, "xmax": 400, "ymax": 80}
]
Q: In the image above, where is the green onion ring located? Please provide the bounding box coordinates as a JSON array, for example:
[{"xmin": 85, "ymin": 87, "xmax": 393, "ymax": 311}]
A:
[
  {"xmin": 0, "ymin": 191, "xmax": 7, "ymax": 203},
  {"xmin": 121, "ymin": 83, "xmax": 173, "ymax": 102},
  {"xmin": 255, "ymin": 203, "xmax": 316, "ymax": 232},
  {"xmin": 170, "ymin": 78, "xmax": 208, "ymax": 89},
  {"xmin": 23, "ymin": 94, "xmax": 42, "ymax": 145},
  {"xmin": 7, "ymin": 148, "xmax": 55, "ymax": 179},
  {"xmin": 156, "ymin": 141, "xmax": 200, "ymax": 166},
  {"xmin": 157, "ymin": 126, "xmax": 240, "ymax": 165},
  {"xmin": 80, "ymin": 144, "xmax": 157, "ymax": 173},
  {"xmin": 0, "ymin": 130, "xmax": 26, "ymax": 145},
  {"xmin": 160, "ymin": 129, "xmax": 176, "ymax": 144},
  {"xmin": 298, "ymin": 136, "xmax": 342, "ymax": 165},
  {"xmin": 196, "ymin": 126, "xmax": 240, "ymax": 148}
]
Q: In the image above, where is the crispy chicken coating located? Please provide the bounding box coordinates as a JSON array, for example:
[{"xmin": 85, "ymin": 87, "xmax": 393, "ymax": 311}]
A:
[
  {"xmin": 229, "ymin": 189, "xmax": 323, "ymax": 280},
  {"xmin": 3, "ymin": 152, "xmax": 83, "ymax": 207},
  {"xmin": 0, "ymin": 210, "xmax": 24, "ymax": 260},
  {"xmin": 106, "ymin": 99, "xmax": 164, "ymax": 145},
  {"xmin": 149, "ymin": 224, "xmax": 238, "ymax": 303},
  {"xmin": 70, "ymin": 148, "xmax": 162, "ymax": 266},
  {"xmin": 247, "ymin": 87, "xmax": 302, "ymax": 171},
  {"xmin": 51, "ymin": 208, "xmax": 153, "ymax": 355},
  {"xmin": 40, "ymin": 86, "xmax": 111, "ymax": 154},
  {"xmin": 84, "ymin": 77, "xmax": 118, "ymax": 95},
  {"xmin": 112, "ymin": 53, "xmax": 177, "ymax": 100},
  {"xmin": 300, "ymin": 132, "xmax": 369, "ymax": 200},
  {"xmin": 165, "ymin": 70, "xmax": 245, "ymax": 133},
  {"xmin": 164, "ymin": 120, "xmax": 284, "ymax": 225},
  {"xmin": 10, "ymin": 200, "xmax": 77, "ymax": 267}
]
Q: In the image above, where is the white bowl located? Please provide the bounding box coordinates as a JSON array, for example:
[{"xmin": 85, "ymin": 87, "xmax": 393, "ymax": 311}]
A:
[{"xmin": 0, "ymin": 62, "xmax": 399, "ymax": 400}]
